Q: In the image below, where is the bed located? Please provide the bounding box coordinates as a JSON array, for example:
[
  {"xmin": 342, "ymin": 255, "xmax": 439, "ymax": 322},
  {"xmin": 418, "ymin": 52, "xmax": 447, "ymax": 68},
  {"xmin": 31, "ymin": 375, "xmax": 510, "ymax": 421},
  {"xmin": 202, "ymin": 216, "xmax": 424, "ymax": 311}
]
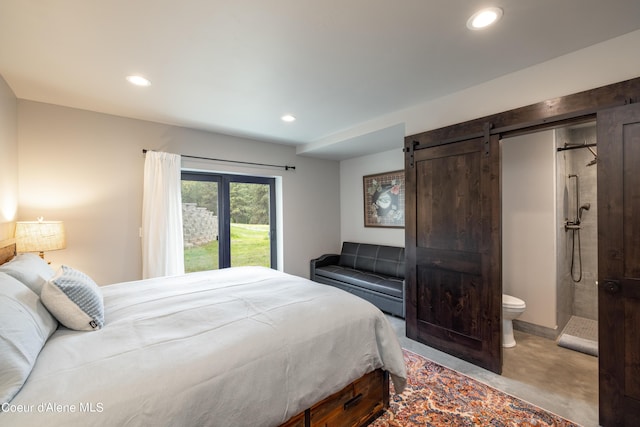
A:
[{"xmin": 0, "ymin": 239, "xmax": 406, "ymax": 427}]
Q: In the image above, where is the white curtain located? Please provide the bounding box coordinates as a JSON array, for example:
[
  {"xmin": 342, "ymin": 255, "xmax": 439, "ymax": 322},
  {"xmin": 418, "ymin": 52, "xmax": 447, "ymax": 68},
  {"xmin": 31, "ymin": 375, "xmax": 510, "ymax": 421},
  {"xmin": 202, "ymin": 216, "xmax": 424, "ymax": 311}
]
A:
[{"xmin": 142, "ymin": 151, "xmax": 184, "ymax": 279}]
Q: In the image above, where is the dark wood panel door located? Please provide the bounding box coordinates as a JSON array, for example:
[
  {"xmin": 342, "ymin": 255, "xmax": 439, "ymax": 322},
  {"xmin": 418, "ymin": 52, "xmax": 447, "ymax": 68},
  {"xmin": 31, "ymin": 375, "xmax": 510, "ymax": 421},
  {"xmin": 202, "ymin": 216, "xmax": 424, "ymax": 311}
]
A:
[
  {"xmin": 598, "ymin": 102, "xmax": 640, "ymax": 426},
  {"xmin": 405, "ymin": 134, "xmax": 502, "ymax": 373}
]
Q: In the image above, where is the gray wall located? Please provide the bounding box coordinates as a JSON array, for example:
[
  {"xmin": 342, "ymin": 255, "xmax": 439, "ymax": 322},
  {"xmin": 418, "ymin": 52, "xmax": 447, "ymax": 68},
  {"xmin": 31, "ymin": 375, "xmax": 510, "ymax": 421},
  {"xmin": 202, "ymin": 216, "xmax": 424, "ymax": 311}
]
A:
[{"xmin": 16, "ymin": 100, "xmax": 340, "ymax": 284}]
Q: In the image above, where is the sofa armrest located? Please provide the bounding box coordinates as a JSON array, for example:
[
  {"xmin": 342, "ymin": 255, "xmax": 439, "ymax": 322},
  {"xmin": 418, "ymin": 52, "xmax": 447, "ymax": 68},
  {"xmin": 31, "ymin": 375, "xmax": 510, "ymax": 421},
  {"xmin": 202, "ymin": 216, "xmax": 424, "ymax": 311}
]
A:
[{"xmin": 310, "ymin": 254, "xmax": 340, "ymax": 281}]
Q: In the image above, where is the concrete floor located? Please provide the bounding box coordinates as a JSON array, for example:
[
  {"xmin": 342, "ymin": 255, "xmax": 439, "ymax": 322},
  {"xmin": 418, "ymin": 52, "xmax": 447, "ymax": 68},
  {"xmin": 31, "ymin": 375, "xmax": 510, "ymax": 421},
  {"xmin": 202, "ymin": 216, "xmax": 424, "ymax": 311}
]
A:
[{"xmin": 386, "ymin": 316, "xmax": 598, "ymax": 427}]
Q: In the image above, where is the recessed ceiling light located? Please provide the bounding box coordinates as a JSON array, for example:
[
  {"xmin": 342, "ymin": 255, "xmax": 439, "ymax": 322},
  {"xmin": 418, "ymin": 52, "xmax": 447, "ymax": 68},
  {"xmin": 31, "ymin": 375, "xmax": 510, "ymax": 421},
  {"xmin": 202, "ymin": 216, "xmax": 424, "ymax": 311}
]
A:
[
  {"xmin": 467, "ymin": 7, "xmax": 503, "ymax": 30},
  {"xmin": 281, "ymin": 114, "xmax": 296, "ymax": 122},
  {"xmin": 126, "ymin": 75, "xmax": 151, "ymax": 87}
]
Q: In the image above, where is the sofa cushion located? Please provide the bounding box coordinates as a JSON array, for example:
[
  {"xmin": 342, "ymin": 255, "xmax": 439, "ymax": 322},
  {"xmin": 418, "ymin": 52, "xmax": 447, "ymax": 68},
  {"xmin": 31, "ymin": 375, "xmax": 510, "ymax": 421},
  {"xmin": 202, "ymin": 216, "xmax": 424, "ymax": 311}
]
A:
[
  {"xmin": 314, "ymin": 265, "xmax": 403, "ymax": 299},
  {"xmin": 338, "ymin": 242, "xmax": 405, "ymax": 279}
]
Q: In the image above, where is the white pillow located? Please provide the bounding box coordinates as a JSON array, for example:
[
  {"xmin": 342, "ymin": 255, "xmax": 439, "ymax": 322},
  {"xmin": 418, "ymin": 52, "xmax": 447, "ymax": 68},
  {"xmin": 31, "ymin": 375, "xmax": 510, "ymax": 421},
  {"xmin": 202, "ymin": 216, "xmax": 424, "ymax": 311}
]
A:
[
  {"xmin": 41, "ymin": 265, "xmax": 104, "ymax": 332},
  {"xmin": 0, "ymin": 272, "xmax": 58, "ymax": 405},
  {"xmin": 0, "ymin": 253, "xmax": 55, "ymax": 295}
]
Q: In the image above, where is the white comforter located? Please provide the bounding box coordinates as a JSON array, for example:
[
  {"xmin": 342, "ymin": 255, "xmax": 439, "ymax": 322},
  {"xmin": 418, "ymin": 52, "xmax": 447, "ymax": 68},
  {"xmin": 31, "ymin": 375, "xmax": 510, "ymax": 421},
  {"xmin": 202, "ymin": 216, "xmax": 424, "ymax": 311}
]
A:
[{"xmin": 2, "ymin": 267, "xmax": 406, "ymax": 427}]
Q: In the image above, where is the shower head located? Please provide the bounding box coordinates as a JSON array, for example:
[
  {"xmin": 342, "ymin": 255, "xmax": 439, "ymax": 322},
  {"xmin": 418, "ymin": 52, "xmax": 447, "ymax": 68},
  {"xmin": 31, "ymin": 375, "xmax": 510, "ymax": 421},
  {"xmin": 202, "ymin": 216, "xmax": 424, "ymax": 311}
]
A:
[{"xmin": 579, "ymin": 203, "xmax": 591, "ymax": 221}]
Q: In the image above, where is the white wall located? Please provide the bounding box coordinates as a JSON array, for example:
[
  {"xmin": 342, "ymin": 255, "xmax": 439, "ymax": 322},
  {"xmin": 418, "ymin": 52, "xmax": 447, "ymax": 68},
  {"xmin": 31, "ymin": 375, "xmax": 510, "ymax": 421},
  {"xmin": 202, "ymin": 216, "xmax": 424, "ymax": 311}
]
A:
[
  {"xmin": 316, "ymin": 30, "xmax": 640, "ymax": 153},
  {"xmin": 340, "ymin": 148, "xmax": 404, "ymax": 247},
  {"xmin": 336, "ymin": 31, "xmax": 640, "ymax": 253},
  {"xmin": 0, "ymin": 75, "xmax": 17, "ymax": 241},
  {"xmin": 9, "ymin": 30, "xmax": 640, "ymax": 287},
  {"xmin": 502, "ymin": 130, "xmax": 557, "ymax": 329},
  {"xmin": 17, "ymin": 101, "xmax": 340, "ymax": 284}
]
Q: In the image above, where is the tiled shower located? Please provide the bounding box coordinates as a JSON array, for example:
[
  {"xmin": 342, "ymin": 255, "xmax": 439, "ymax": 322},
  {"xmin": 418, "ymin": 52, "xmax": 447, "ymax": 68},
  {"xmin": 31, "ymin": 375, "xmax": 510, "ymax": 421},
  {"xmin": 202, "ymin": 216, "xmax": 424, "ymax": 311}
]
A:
[
  {"xmin": 502, "ymin": 124, "xmax": 598, "ymax": 355},
  {"xmin": 555, "ymin": 123, "xmax": 598, "ymax": 355}
]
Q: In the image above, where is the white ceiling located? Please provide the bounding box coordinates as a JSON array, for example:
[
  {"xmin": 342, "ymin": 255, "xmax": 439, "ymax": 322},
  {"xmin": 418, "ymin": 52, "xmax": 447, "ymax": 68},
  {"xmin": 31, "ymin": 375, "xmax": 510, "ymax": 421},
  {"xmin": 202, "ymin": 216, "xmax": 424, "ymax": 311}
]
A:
[{"xmin": 1, "ymin": 1, "xmax": 639, "ymax": 160}]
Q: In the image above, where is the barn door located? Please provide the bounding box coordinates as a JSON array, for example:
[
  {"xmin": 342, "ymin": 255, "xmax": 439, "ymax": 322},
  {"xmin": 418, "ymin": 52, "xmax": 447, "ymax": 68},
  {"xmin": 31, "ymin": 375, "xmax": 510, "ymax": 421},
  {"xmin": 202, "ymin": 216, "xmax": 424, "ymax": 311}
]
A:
[
  {"xmin": 597, "ymin": 102, "xmax": 640, "ymax": 426},
  {"xmin": 405, "ymin": 131, "xmax": 502, "ymax": 373}
]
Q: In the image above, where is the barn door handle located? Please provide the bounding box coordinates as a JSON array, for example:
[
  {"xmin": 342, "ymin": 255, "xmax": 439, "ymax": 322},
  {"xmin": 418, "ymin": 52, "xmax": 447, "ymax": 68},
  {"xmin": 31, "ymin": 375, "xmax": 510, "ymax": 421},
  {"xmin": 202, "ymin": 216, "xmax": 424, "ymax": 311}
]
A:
[{"xmin": 603, "ymin": 280, "xmax": 621, "ymax": 295}]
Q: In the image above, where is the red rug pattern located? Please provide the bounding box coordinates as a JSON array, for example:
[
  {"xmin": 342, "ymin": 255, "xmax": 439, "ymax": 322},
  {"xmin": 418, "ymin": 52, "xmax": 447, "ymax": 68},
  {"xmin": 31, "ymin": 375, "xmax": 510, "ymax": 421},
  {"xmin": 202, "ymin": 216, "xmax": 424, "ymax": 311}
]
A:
[{"xmin": 372, "ymin": 349, "xmax": 582, "ymax": 427}]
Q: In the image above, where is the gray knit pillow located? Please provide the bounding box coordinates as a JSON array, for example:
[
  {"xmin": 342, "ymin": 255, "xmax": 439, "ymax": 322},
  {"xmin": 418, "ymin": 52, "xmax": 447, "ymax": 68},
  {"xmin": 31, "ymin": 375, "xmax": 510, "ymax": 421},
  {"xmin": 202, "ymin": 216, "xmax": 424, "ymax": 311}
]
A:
[{"xmin": 41, "ymin": 265, "xmax": 104, "ymax": 331}]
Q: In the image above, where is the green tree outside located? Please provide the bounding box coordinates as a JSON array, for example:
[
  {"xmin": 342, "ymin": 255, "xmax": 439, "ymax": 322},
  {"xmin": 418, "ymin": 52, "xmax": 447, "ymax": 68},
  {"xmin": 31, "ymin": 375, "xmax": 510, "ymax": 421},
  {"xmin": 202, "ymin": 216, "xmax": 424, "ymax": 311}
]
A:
[
  {"xmin": 181, "ymin": 180, "xmax": 271, "ymax": 271},
  {"xmin": 182, "ymin": 181, "xmax": 269, "ymax": 223}
]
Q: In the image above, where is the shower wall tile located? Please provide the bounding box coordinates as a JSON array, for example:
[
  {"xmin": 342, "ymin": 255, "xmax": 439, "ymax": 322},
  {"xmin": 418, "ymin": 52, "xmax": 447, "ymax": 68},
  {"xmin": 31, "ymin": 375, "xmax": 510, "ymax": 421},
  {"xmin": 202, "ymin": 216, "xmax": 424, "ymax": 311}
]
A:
[
  {"xmin": 555, "ymin": 133, "xmax": 572, "ymax": 333},
  {"xmin": 574, "ymin": 280, "xmax": 598, "ymax": 319},
  {"xmin": 556, "ymin": 125, "xmax": 598, "ymax": 322}
]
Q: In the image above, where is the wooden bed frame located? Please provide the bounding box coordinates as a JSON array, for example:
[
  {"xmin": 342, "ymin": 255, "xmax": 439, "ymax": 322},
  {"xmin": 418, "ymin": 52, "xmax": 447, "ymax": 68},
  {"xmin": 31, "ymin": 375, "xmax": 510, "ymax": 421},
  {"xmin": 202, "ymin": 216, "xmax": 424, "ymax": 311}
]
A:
[
  {"xmin": 281, "ymin": 369, "xmax": 389, "ymax": 427},
  {"xmin": 0, "ymin": 239, "xmax": 390, "ymax": 427}
]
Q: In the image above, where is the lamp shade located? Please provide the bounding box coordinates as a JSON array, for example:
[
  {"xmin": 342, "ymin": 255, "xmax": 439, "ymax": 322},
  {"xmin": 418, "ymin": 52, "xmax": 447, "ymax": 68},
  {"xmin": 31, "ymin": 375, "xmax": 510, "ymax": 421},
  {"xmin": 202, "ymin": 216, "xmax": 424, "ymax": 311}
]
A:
[{"xmin": 15, "ymin": 220, "xmax": 66, "ymax": 253}]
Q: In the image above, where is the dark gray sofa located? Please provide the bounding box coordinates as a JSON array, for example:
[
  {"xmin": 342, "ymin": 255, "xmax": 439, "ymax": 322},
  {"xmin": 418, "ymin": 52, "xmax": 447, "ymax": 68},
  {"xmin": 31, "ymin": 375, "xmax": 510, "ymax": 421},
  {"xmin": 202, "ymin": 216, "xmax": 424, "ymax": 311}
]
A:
[{"xmin": 310, "ymin": 242, "xmax": 405, "ymax": 318}]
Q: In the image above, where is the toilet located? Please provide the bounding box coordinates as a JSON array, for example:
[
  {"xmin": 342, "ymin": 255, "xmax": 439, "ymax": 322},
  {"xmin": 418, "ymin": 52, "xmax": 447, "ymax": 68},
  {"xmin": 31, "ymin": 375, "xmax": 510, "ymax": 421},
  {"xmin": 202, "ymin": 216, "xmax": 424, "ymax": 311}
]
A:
[{"xmin": 502, "ymin": 294, "xmax": 526, "ymax": 348}]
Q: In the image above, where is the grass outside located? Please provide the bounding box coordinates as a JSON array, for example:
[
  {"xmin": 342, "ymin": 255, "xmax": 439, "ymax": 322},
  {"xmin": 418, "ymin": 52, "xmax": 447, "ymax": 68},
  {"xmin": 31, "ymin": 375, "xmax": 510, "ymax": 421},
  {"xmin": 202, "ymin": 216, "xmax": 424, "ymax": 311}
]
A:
[{"xmin": 184, "ymin": 223, "xmax": 270, "ymax": 272}]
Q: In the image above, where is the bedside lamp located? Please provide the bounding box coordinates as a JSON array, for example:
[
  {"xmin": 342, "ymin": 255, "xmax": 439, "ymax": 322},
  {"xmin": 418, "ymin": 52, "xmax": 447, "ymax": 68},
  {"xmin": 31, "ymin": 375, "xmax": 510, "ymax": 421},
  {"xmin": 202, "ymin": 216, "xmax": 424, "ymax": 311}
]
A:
[{"xmin": 15, "ymin": 217, "xmax": 66, "ymax": 262}]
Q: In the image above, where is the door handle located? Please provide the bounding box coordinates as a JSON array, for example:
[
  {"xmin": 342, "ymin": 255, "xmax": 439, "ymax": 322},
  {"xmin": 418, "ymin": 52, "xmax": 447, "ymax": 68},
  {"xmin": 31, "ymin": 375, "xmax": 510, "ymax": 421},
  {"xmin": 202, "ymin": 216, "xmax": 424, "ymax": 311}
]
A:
[{"xmin": 602, "ymin": 280, "xmax": 621, "ymax": 295}]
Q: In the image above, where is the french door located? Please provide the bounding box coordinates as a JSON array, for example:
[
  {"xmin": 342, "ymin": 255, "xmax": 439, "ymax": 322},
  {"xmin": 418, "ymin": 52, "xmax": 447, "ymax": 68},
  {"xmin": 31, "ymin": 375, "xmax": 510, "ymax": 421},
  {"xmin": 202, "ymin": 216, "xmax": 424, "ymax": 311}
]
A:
[{"xmin": 181, "ymin": 172, "xmax": 276, "ymax": 271}]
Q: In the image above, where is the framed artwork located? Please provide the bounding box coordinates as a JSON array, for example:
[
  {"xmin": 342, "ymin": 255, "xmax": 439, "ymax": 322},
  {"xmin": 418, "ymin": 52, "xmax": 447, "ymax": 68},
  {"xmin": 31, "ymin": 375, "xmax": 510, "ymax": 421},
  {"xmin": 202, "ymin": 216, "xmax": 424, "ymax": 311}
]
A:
[{"xmin": 363, "ymin": 170, "xmax": 405, "ymax": 228}]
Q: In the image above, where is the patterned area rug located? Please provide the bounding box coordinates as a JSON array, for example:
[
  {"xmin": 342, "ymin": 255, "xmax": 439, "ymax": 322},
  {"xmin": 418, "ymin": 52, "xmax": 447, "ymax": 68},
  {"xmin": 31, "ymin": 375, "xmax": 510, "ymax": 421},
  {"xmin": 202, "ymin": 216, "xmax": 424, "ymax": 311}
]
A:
[{"xmin": 372, "ymin": 349, "xmax": 582, "ymax": 427}]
